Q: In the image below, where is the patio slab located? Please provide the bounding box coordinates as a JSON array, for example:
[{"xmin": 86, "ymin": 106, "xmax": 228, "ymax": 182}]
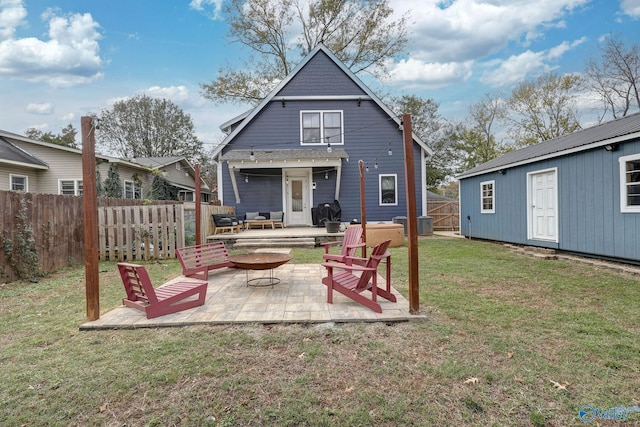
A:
[{"xmin": 80, "ymin": 261, "xmax": 423, "ymax": 330}]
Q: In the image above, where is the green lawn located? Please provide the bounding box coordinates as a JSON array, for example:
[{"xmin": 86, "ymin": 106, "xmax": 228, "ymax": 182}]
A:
[{"xmin": 1, "ymin": 237, "xmax": 638, "ymax": 426}]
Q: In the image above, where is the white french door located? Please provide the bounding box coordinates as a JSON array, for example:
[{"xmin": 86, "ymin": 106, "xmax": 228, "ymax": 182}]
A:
[{"xmin": 527, "ymin": 168, "xmax": 558, "ymax": 242}]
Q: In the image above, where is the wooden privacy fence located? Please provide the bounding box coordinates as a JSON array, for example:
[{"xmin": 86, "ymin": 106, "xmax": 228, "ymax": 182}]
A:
[
  {"xmin": 183, "ymin": 203, "xmax": 236, "ymax": 244},
  {"xmin": 427, "ymin": 200, "xmax": 459, "ymax": 231},
  {"xmin": 0, "ymin": 190, "xmax": 187, "ymax": 283},
  {"xmin": 98, "ymin": 204, "xmax": 184, "ymax": 262}
]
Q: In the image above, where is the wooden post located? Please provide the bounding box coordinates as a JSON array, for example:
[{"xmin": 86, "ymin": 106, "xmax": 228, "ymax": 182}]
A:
[
  {"xmin": 82, "ymin": 116, "xmax": 99, "ymax": 320},
  {"xmin": 358, "ymin": 160, "xmax": 367, "ymax": 258},
  {"xmin": 195, "ymin": 164, "xmax": 201, "ymax": 246},
  {"xmin": 402, "ymin": 114, "xmax": 420, "ymax": 314}
]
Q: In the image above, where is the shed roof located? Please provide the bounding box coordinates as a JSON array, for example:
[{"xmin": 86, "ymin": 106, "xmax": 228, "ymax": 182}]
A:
[{"xmin": 457, "ymin": 111, "xmax": 640, "ymax": 179}]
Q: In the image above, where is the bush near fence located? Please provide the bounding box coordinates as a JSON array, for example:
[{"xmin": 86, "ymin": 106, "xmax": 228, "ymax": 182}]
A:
[{"xmin": 0, "ymin": 191, "xmax": 232, "ymax": 283}]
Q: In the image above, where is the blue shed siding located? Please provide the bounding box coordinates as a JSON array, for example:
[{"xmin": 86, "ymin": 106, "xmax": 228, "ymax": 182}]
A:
[
  {"xmin": 220, "ymin": 97, "xmax": 423, "ymax": 222},
  {"xmin": 459, "ymin": 139, "xmax": 640, "ymax": 261},
  {"xmin": 277, "ymin": 51, "xmax": 367, "ymax": 97}
]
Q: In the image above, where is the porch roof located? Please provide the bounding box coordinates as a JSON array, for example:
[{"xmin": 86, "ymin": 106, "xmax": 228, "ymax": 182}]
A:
[{"xmin": 221, "ymin": 148, "xmax": 348, "ymax": 164}]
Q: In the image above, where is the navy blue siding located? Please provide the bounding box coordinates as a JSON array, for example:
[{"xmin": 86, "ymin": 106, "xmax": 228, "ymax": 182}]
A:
[
  {"xmin": 459, "ymin": 139, "xmax": 640, "ymax": 261},
  {"xmin": 221, "ymin": 97, "xmax": 423, "ymax": 222},
  {"xmin": 277, "ymin": 51, "xmax": 367, "ymax": 97}
]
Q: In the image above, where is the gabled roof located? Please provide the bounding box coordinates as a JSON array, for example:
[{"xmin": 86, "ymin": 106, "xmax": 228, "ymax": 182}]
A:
[
  {"xmin": 457, "ymin": 111, "xmax": 640, "ymax": 179},
  {"xmin": 0, "ymin": 136, "xmax": 49, "ymax": 169},
  {"xmin": 211, "ymin": 43, "xmax": 432, "ymax": 158},
  {"xmin": 130, "ymin": 156, "xmax": 210, "ymax": 191}
]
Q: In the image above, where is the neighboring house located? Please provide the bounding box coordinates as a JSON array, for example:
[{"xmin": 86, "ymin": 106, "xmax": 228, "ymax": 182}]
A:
[
  {"xmin": 0, "ymin": 129, "xmax": 153, "ymax": 198},
  {"xmin": 130, "ymin": 156, "xmax": 211, "ymax": 203},
  {"xmin": 212, "ymin": 43, "xmax": 433, "ymax": 226},
  {"xmin": 457, "ymin": 112, "xmax": 640, "ymax": 262}
]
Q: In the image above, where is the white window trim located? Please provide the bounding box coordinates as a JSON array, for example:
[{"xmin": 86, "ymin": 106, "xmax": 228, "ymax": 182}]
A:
[
  {"xmin": 300, "ymin": 110, "xmax": 344, "ymax": 146},
  {"xmin": 619, "ymin": 153, "xmax": 640, "ymax": 213},
  {"xmin": 58, "ymin": 179, "xmax": 83, "ymax": 196},
  {"xmin": 379, "ymin": 174, "xmax": 398, "ymax": 206},
  {"xmin": 480, "ymin": 180, "xmax": 495, "ymax": 213},
  {"xmin": 10, "ymin": 174, "xmax": 28, "ymax": 192},
  {"xmin": 123, "ymin": 180, "xmax": 141, "ymax": 199}
]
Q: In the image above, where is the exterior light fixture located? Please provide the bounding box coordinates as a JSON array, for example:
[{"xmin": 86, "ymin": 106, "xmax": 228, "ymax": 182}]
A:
[
  {"xmin": 327, "ymin": 142, "xmax": 332, "ymax": 153},
  {"xmin": 249, "ymin": 146, "xmax": 255, "ymax": 161},
  {"xmin": 604, "ymin": 143, "xmax": 618, "ymax": 152},
  {"xmin": 325, "ymin": 171, "xmax": 329, "ymax": 179},
  {"xmin": 388, "ymin": 143, "xmax": 392, "ymax": 156},
  {"xmin": 374, "ymin": 160, "xmax": 378, "ymax": 169},
  {"xmin": 245, "ymin": 175, "xmax": 249, "ymax": 183}
]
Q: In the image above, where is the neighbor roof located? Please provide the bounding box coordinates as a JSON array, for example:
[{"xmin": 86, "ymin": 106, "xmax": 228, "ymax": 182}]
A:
[
  {"xmin": 0, "ymin": 136, "xmax": 49, "ymax": 169},
  {"xmin": 457, "ymin": 111, "xmax": 640, "ymax": 179}
]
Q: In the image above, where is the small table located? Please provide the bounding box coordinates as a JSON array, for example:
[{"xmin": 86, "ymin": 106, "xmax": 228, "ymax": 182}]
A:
[
  {"xmin": 245, "ymin": 220, "xmax": 275, "ymax": 230},
  {"xmin": 228, "ymin": 253, "xmax": 292, "ymax": 287}
]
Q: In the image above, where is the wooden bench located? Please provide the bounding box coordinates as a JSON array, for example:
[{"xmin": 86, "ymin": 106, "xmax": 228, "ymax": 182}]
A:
[
  {"xmin": 117, "ymin": 263, "xmax": 208, "ymax": 319},
  {"xmin": 176, "ymin": 241, "xmax": 234, "ymax": 280}
]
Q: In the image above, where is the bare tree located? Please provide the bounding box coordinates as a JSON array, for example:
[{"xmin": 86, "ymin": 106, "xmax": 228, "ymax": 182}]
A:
[
  {"xmin": 585, "ymin": 35, "xmax": 640, "ymax": 120},
  {"xmin": 507, "ymin": 72, "xmax": 582, "ymax": 146},
  {"xmin": 201, "ymin": 0, "xmax": 409, "ymax": 105}
]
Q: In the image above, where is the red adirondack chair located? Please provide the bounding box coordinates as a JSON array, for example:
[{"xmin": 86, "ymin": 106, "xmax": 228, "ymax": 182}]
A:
[
  {"xmin": 117, "ymin": 263, "xmax": 208, "ymax": 319},
  {"xmin": 321, "ymin": 225, "xmax": 364, "ymax": 264},
  {"xmin": 321, "ymin": 239, "xmax": 396, "ymax": 313}
]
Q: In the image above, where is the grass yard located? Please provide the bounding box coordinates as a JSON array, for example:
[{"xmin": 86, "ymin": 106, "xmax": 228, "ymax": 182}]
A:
[{"xmin": 1, "ymin": 237, "xmax": 639, "ymax": 426}]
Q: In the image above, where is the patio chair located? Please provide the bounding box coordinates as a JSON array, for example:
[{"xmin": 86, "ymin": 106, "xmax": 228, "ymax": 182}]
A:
[
  {"xmin": 321, "ymin": 224, "xmax": 364, "ymax": 264},
  {"xmin": 321, "ymin": 239, "xmax": 396, "ymax": 313},
  {"xmin": 117, "ymin": 262, "xmax": 208, "ymax": 319}
]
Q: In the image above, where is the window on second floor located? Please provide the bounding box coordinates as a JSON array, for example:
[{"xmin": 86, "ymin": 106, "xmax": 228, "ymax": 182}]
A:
[
  {"xmin": 481, "ymin": 180, "xmax": 495, "ymax": 213},
  {"xmin": 301, "ymin": 111, "xmax": 343, "ymax": 145},
  {"xmin": 59, "ymin": 179, "xmax": 83, "ymax": 196},
  {"xmin": 620, "ymin": 153, "xmax": 640, "ymax": 213},
  {"xmin": 10, "ymin": 174, "xmax": 27, "ymax": 192},
  {"xmin": 124, "ymin": 180, "xmax": 141, "ymax": 199}
]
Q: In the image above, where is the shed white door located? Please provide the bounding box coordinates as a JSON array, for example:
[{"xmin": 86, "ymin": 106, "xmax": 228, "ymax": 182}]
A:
[
  {"xmin": 528, "ymin": 168, "xmax": 558, "ymax": 242},
  {"xmin": 285, "ymin": 168, "xmax": 312, "ymax": 225}
]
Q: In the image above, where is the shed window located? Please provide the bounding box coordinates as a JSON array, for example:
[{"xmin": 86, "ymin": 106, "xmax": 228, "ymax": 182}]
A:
[
  {"xmin": 379, "ymin": 174, "xmax": 397, "ymax": 206},
  {"xmin": 481, "ymin": 180, "xmax": 495, "ymax": 213},
  {"xmin": 10, "ymin": 174, "xmax": 27, "ymax": 192},
  {"xmin": 301, "ymin": 111, "xmax": 343, "ymax": 145},
  {"xmin": 620, "ymin": 153, "xmax": 640, "ymax": 213}
]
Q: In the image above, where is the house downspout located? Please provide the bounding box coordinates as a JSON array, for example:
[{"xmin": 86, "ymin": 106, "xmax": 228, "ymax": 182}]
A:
[{"xmin": 334, "ymin": 161, "xmax": 342, "ymax": 200}]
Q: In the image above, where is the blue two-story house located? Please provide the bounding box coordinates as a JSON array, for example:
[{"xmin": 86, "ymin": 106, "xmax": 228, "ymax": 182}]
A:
[{"xmin": 212, "ymin": 43, "xmax": 432, "ymax": 226}]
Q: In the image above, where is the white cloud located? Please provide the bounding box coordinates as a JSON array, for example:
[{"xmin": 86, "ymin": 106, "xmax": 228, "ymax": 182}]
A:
[
  {"xmin": 58, "ymin": 112, "xmax": 75, "ymax": 122},
  {"xmin": 0, "ymin": 0, "xmax": 26, "ymax": 40},
  {"xmin": 0, "ymin": 2, "xmax": 103, "ymax": 87},
  {"xmin": 146, "ymin": 85, "xmax": 190, "ymax": 102},
  {"xmin": 189, "ymin": 0, "xmax": 224, "ymax": 20},
  {"xmin": 26, "ymin": 102, "xmax": 54, "ymax": 114},
  {"xmin": 480, "ymin": 38, "xmax": 586, "ymax": 87},
  {"xmin": 392, "ymin": 0, "xmax": 591, "ymax": 63},
  {"xmin": 388, "ymin": 58, "xmax": 474, "ymax": 89},
  {"xmin": 620, "ymin": 0, "xmax": 640, "ymax": 17}
]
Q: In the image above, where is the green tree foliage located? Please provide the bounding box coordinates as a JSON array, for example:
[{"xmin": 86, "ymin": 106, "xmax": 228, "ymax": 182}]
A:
[
  {"xmin": 391, "ymin": 95, "xmax": 459, "ymax": 189},
  {"xmin": 585, "ymin": 35, "xmax": 640, "ymax": 119},
  {"xmin": 25, "ymin": 123, "xmax": 78, "ymax": 148},
  {"xmin": 151, "ymin": 174, "xmax": 178, "ymax": 201},
  {"xmin": 507, "ymin": 72, "xmax": 582, "ymax": 147},
  {"xmin": 97, "ymin": 94, "xmax": 203, "ymax": 162},
  {"xmin": 201, "ymin": 0, "xmax": 409, "ymax": 105},
  {"xmin": 103, "ymin": 164, "xmax": 122, "ymax": 198}
]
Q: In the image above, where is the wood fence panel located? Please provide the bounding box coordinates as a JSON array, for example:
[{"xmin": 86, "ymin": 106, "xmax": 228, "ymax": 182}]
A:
[{"xmin": 427, "ymin": 200, "xmax": 460, "ymax": 231}]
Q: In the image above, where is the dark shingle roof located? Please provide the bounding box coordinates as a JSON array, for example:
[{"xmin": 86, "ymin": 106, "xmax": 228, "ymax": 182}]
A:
[
  {"xmin": 458, "ymin": 111, "xmax": 640, "ymax": 179},
  {"xmin": 0, "ymin": 136, "xmax": 48, "ymax": 168}
]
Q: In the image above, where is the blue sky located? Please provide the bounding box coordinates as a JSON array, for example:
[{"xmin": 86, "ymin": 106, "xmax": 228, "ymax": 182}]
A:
[{"xmin": 1, "ymin": 0, "xmax": 639, "ymax": 150}]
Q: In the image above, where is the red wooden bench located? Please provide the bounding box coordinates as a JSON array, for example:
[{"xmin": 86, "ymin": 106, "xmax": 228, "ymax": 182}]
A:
[
  {"xmin": 117, "ymin": 263, "xmax": 208, "ymax": 319},
  {"xmin": 176, "ymin": 241, "xmax": 234, "ymax": 280}
]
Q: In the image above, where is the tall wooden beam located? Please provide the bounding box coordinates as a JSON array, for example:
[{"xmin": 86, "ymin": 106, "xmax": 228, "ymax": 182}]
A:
[
  {"xmin": 82, "ymin": 116, "xmax": 99, "ymax": 320},
  {"xmin": 402, "ymin": 114, "xmax": 420, "ymax": 314},
  {"xmin": 195, "ymin": 164, "xmax": 201, "ymax": 246},
  {"xmin": 358, "ymin": 160, "xmax": 367, "ymax": 258}
]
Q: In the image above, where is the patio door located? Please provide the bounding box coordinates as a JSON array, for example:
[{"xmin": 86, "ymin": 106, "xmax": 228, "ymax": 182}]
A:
[
  {"xmin": 285, "ymin": 169, "xmax": 311, "ymax": 226},
  {"xmin": 527, "ymin": 168, "xmax": 558, "ymax": 242}
]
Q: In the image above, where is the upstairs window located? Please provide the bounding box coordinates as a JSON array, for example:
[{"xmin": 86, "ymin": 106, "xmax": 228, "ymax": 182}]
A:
[
  {"xmin": 301, "ymin": 111, "xmax": 343, "ymax": 145},
  {"xmin": 10, "ymin": 175, "xmax": 27, "ymax": 192},
  {"xmin": 481, "ymin": 180, "xmax": 495, "ymax": 213},
  {"xmin": 620, "ymin": 153, "xmax": 640, "ymax": 213}
]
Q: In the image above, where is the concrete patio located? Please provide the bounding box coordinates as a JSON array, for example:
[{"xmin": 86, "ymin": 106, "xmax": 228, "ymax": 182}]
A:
[{"xmin": 80, "ymin": 248, "xmax": 422, "ymax": 330}]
